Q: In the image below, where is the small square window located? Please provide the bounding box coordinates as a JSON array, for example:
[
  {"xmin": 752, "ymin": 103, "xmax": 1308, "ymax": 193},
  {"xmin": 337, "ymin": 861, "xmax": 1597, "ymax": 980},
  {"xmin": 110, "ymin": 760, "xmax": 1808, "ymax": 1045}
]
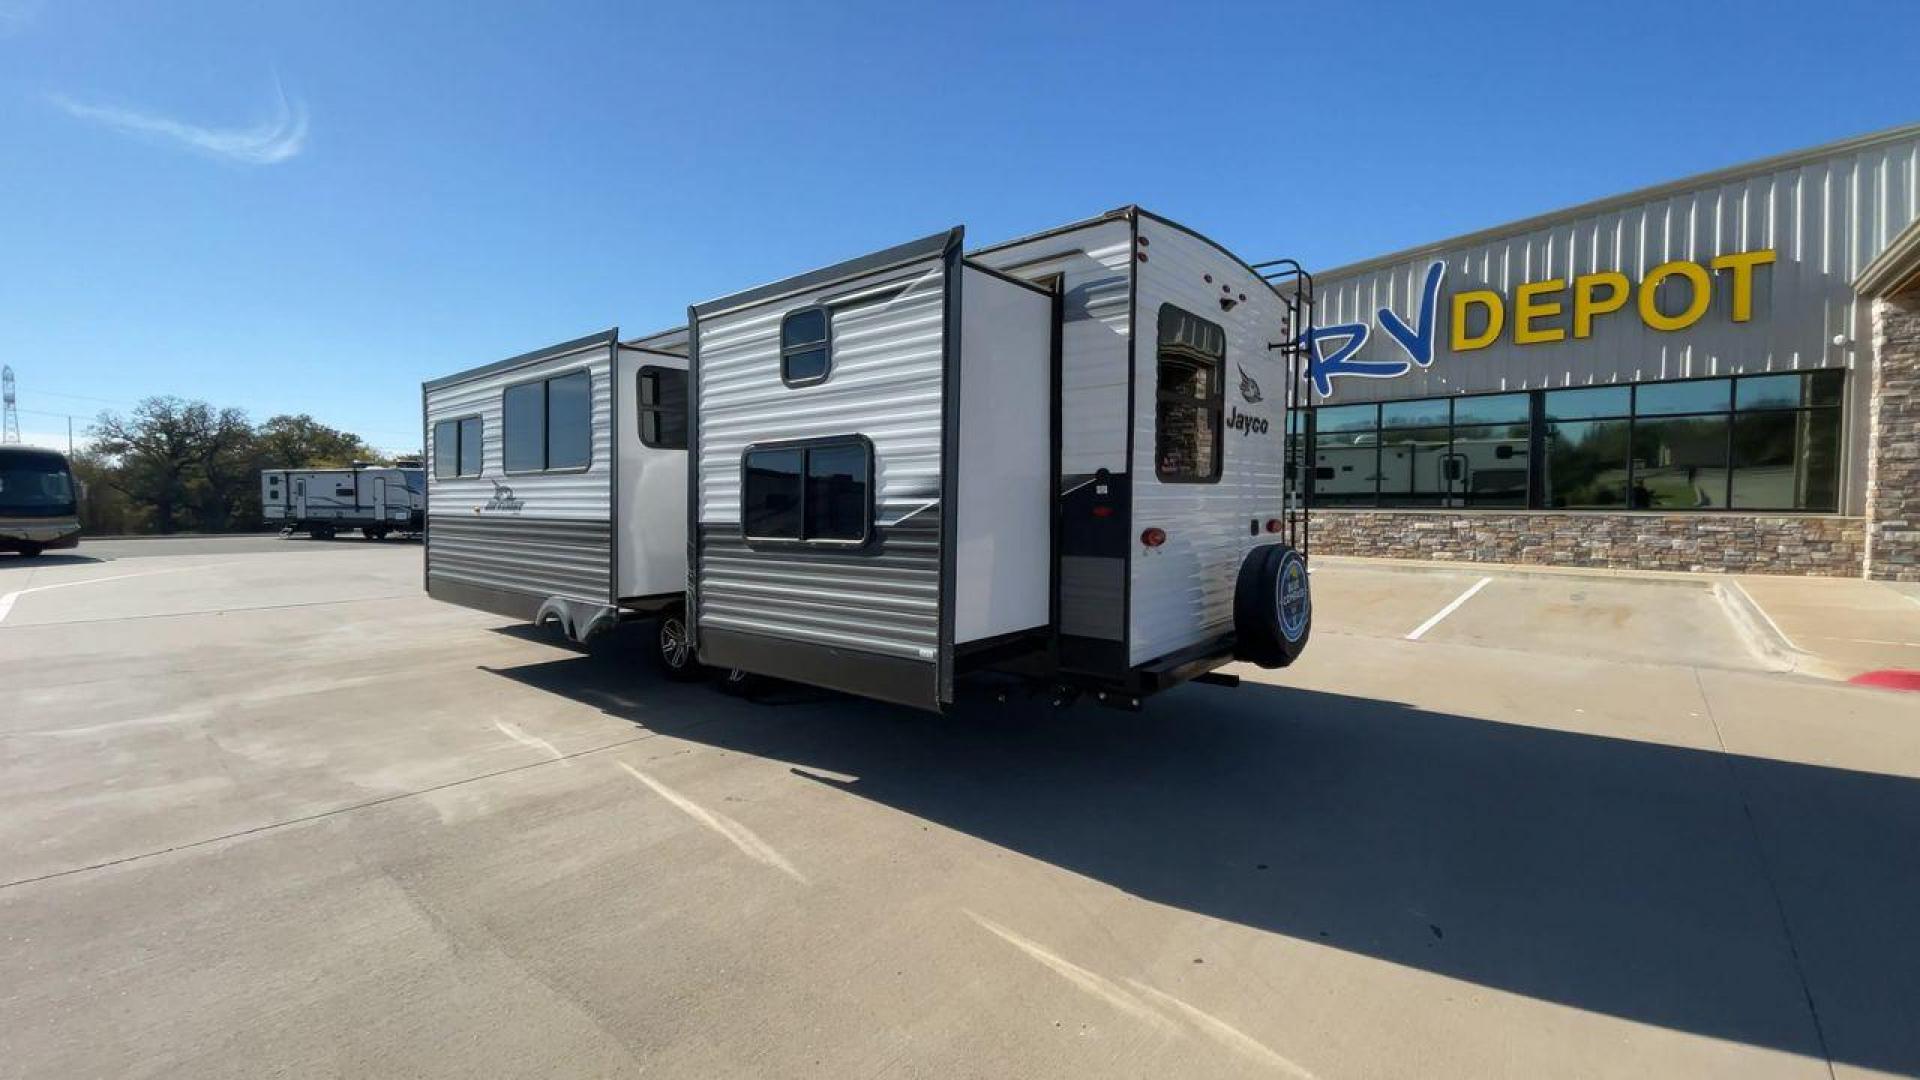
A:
[{"xmin": 781, "ymin": 306, "xmax": 833, "ymax": 387}]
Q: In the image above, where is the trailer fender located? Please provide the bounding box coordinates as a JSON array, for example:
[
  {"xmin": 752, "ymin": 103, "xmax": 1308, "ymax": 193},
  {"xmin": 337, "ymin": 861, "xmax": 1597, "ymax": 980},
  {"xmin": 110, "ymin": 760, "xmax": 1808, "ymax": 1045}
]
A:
[{"xmin": 534, "ymin": 597, "xmax": 619, "ymax": 645}]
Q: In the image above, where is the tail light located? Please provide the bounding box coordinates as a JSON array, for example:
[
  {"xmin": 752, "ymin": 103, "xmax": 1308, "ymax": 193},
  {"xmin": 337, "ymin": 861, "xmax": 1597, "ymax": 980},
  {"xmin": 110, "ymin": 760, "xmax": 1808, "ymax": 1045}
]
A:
[
  {"xmin": 1141, "ymin": 527, "xmax": 1167, "ymax": 548},
  {"xmin": 1265, "ymin": 518, "xmax": 1284, "ymax": 534}
]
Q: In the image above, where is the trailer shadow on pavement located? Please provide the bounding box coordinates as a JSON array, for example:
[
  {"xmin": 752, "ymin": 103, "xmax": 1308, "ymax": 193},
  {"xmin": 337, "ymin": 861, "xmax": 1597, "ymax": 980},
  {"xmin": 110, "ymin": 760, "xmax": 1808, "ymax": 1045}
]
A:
[{"xmin": 487, "ymin": 625, "xmax": 1920, "ymax": 1077}]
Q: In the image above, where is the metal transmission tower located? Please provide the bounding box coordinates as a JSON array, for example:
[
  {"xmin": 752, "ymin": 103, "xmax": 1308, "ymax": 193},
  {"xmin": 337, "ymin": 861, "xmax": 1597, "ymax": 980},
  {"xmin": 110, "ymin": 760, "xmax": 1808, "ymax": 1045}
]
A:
[{"xmin": 1, "ymin": 366, "xmax": 19, "ymax": 444}]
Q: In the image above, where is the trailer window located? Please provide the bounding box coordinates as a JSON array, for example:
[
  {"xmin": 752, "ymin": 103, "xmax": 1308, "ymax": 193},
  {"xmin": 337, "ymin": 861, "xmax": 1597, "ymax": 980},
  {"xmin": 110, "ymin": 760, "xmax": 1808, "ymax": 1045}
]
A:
[
  {"xmin": 781, "ymin": 306, "xmax": 832, "ymax": 387},
  {"xmin": 458, "ymin": 417, "xmax": 482, "ymax": 476},
  {"xmin": 433, "ymin": 417, "xmax": 484, "ymax": 478},
  {"xmin": 1154, "ymin": 305, "xmax": 1226, "ymax": 483},
  {"xmin": 742, "ymin": 436, "xmax": 871, "ymax": 544},
  {"xmin": 504, "ymin": 370, "xmax": 592, "ymax": 473},
  {"xmin": 638, "ymin": 366, "xmax": 688, "ymax": 449}
]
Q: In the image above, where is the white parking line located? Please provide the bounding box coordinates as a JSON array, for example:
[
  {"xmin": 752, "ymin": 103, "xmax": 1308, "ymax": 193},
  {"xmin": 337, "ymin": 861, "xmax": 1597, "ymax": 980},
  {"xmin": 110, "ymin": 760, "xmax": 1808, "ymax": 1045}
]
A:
[
  {"xmin": 0, "ymin": 564, "xmax": 227, "ymax": 624},
  {"xmin": 1405, "ymin": 577, "xmax": 1493, "ymax": 641},
  {"xmin": 617, "ymin": 762, "xmax": 807, "ymax": 884}
]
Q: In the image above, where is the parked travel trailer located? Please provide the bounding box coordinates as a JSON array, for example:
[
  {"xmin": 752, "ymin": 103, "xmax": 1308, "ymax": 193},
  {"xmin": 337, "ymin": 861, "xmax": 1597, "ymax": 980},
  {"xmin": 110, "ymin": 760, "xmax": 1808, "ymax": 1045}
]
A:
[
  {"xmin": 683, "ymin": 207, "xmax": 1313, "ymax": 710},
  {"xmin": 421, "ymin": 327, "xmax": 693, "ymax": 669},
  {"xmin": 261, "ymin": 463, "xmax": 425, "ymax": 539},
  {"xmin": 420, "ymin": 208, "xmax": 1313, "ymax": 709},
  {"xmin": 0, "ymin": 446, "xmax": 81, "ymax": 557}
]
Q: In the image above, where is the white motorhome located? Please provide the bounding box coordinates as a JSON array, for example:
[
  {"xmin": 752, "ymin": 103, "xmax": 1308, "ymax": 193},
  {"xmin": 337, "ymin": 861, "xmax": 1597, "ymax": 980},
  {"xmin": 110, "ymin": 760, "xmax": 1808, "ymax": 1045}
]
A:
[
  {"xmin": 421, "ymin": 327, "xmax": 692, "ymax": 666},
  {"xmin": 683, "ymin": 208, "xmax": 1313, "ymax": 710},
  {"xmin": 262, "ymin": 463, "xmax": 425, "ymax": 539}
]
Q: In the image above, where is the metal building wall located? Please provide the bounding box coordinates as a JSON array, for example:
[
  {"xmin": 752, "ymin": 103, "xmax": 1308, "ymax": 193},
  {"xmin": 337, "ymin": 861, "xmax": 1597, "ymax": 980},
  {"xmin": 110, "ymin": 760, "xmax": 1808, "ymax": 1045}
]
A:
[{"xmin": 1314, "ymin": 125, "xmax": 1920, "ymax": 401}]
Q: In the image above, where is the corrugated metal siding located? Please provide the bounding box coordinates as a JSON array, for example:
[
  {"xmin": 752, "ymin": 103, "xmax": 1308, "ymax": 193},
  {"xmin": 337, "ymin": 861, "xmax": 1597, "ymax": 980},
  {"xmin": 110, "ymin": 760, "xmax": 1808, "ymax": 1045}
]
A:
[
  {"xmin": 1313, "ymin": 130, "xmax": 1920, "ymax": 403},
  {"xmin": 1129, "ymin": 218, "xmax": 1292, "ymax": 665},
  {"xmin": 694, "ymin": 260, "xmax": 947, "ymax": 663},
  {"xmin": 424, "ymin": 337, "xmax": 614, "ymax": 605}
]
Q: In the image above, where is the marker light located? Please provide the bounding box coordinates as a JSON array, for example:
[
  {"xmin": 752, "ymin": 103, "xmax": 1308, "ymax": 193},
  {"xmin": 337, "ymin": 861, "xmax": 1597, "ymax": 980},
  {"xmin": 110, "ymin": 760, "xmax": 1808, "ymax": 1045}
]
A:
[{"xmin": 1141, "ymin": 527, "xmax": 1167, "ymax": 548}]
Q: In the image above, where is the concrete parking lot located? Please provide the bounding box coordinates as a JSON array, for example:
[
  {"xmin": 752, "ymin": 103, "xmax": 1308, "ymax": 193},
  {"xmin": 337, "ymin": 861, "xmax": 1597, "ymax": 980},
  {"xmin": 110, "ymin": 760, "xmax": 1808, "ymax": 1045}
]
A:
[{"xmin": 2, "ymin": 538, "xmax": 1918, "ymax": 1078}]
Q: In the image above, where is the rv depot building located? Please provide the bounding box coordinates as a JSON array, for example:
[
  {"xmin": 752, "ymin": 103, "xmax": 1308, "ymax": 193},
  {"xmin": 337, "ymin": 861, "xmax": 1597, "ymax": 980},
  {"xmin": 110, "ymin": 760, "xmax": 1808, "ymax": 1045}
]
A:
[{"xmin": 1302, "ymin": 123, "xmax": 1920, "ymax": 580}]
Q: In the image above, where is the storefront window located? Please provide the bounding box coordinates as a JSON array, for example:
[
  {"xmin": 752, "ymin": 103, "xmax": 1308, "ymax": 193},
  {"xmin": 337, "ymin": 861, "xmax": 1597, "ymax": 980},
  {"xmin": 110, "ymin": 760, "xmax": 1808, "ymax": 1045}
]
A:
[
  {"xmin": 1305, "ymin": 371, "xmax": 1842, "ymax": 515},
  {"xmin": 1632, "ymin": 415, "xmax": 1729, "ymax": 509}
]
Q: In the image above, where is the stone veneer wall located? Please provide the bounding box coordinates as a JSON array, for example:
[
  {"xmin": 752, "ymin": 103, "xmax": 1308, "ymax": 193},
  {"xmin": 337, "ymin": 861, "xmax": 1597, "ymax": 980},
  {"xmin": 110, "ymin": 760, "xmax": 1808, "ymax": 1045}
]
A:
[
  {"xmin": 1308, "ymin": 510, "xmax": 1865, "ymax": 577},
  {"xmin": 1864, "ymin": 289, "xmax": 1920, "ymax": 581}
]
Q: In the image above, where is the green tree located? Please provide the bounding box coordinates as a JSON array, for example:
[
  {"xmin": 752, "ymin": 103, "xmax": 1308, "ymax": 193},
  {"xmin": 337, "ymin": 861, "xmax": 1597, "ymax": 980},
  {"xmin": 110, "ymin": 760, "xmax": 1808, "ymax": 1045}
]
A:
[
  {"xmin": 67, "ymin": 449, "xmax": 143, "ymax": 535},
  {"xmin": 252, "ymin": 414, "xmax": 378, "ymax": 469},
  {"xmin": 90, "ymin": 397, "xmax": 217, "ymax": 534}
]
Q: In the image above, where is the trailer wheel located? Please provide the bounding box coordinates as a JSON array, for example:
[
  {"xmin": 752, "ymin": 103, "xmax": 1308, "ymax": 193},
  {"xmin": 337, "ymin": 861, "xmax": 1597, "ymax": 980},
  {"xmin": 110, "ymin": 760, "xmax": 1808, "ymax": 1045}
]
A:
[
  {"xmin": 16, "ymin": 543, "xmax": 43, "ymax": 559},
  {"xmin": 360, "ymin": 526, "xmax": 387, "ymax": 541},
  {"xmin": 650, "ymin": 609, "xmax": 706, "ymax": 681},
  {"xmin": 1233, "ymin": 543, "xmax": 1311, "ymax": 668},
  {"xmin": 311, "ymin": 525, "xmax": 336, "ymax": 541}
]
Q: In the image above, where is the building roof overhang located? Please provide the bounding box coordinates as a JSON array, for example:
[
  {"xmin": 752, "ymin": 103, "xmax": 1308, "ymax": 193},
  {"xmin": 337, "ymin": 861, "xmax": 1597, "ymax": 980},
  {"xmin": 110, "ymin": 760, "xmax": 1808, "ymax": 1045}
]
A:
[{"xmin": 1855, "ymin": 217, "xmax": 1920, "ymax": 299}]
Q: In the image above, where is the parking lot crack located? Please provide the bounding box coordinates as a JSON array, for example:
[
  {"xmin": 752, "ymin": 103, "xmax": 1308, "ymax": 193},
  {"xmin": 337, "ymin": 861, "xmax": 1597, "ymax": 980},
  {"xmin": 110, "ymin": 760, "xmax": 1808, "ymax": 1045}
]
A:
[{"xmin": 1690, "ymin": 667, "xmax": 1837, "ymax": 1080}]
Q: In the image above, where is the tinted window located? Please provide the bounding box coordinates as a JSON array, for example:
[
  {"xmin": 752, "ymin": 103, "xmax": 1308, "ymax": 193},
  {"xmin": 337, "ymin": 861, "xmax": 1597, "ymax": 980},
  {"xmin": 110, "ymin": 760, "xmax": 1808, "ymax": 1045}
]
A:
[
  {"xmin": 742, "ymin": 439, "xmax": 871, "ymax": 543},
  {"xmin": 1632, "ymin": 415, "xmax": 1729, "ymax": 508},
  {"xmin": 1378, "ymin": 425, "xmax": 1451, "ymax": 506},
  {"xmin": 743, "ymin": 448, "xmax": 805, "ymax": 539},
  {"xmin": 458, "ymin": 417, "xmax": 483, "ymax": 476},
  {"xmin": 1543, "ymin": 386, "xmax": 1631, "ymax": 420},
  {"xmin": 806, "ymin": 443, "xmax": 868, "ymax": 541},
  {"xmin": 546, "ymin": 370, "xmax": 591, "ymax": 469},
  {"xmin": 1315, "ymin": 403, "xmax": 1378, "ymax": 433},
  {"xmin": 433, "ymin": 420, "xmax": 458, "ymax": 479},
  {"xmin": 1452, "ymin": 393, "xmax": 1529, "ymax": 426},
  {"xmin": 638, "ymin": 367, "xmax": 688, "ymax": 449},
  {"xmin": 503, "ymin": 382, "xmax": 545, "ymax": 472},
  {"xmin": 1737, "ymin": 370, "xmax": 1844, "ymax": 410},
  {"xmin": 1380, "ymin": 399, "xmax": 1450, "ymax": 428},
  {"xmin": 1154, "ymin": 305, "xmax": 1226, "ymax": 483},
  {"xmin": 0, "ymin": 452, "xmax": 75, "ymax": 513},
  {"xmin": 1636, "ymin": 379, "xmax": 1729, "ymax": 416},
  {"xmin": 1731, "ymin": 410, "xmax": 1840, "ymax": 510},
  {"xmin": 782, "ymin": 306, "xmax": 832, "ymax": 386},
  {"xmin": 1544, "ymin": 419, "xmax": 1631, "ymax": 508}
]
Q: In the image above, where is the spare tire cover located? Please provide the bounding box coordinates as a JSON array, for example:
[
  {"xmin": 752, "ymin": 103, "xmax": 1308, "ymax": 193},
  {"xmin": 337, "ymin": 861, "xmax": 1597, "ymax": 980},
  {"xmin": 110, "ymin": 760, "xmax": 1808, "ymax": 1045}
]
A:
[{"xmin": 1233, "ymin": 543, "xmax": 1312, "ymax": 668}]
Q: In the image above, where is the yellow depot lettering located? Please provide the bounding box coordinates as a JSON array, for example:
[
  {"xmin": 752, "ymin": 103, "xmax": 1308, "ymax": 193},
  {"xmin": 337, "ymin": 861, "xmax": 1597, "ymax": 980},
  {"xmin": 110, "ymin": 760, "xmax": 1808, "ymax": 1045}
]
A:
[
  {"xmin": 1638, "ymin": 260, "xmax": 1712, "ymax": 332},
  {"xmin": 1451, "ymin": 290, "xmax": 1504, "ymax": 351},
  {"xmin": 1572, "ymin": 271, "xmax": 1630, "ymax": 338},
  {"xmin": 1513, "ymin": 278, "xmax": 1566, "ymax": 345},
  {"xmin": 1710, "ymin": 249, "xmax": 1776, "ymax": 322}
]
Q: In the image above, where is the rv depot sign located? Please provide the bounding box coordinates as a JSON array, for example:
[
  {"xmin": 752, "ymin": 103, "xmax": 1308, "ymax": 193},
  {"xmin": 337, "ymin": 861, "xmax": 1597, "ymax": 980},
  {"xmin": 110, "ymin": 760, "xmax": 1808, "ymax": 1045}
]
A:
[{"xmin": 1306, "ymin": 249, "xmax": 1777, "ymax": 397}]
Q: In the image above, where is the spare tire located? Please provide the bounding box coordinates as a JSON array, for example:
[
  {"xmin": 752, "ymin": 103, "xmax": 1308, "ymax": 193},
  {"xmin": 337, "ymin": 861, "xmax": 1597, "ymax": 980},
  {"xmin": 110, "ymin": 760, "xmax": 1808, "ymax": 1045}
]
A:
[{"xmin": 1233, "ymin": 542, "xmax": 1311, "ymax": 668}]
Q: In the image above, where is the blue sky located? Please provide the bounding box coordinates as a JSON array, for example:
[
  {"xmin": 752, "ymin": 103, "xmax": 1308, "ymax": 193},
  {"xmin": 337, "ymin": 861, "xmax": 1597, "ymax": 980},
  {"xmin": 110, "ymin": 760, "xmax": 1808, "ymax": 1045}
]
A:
[{"xmin": 3, "ymin": 0, "xmax": 1917, "ymax": 454}]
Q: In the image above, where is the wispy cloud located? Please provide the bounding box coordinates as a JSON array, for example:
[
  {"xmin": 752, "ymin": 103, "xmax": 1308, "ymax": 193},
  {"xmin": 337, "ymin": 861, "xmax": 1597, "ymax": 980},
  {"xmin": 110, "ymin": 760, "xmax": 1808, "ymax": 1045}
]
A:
[
  {"xmin": 0, "ymin": 0, "xmax": 45, "ymax": 38},
  {"xmin": 49, "ymin": 78, "xmax": 308, "ymax": 165}
]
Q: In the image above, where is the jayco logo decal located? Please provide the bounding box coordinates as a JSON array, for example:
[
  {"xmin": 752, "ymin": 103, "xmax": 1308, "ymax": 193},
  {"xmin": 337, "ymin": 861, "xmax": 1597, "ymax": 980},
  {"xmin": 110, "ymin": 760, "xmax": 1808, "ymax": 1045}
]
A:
[
  {"xmin": 1237, "ymin": 365, "xmax": 1263, "ymax": 404},
  {"xmin": 478, "ymin": 478, "xmax": 525, "ymax": 514}
]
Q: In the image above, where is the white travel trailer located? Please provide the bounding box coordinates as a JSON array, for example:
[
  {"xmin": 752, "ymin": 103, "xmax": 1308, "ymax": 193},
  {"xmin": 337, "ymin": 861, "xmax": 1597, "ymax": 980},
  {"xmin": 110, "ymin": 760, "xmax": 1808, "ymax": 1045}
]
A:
[
  {"xmin": 421, "ymin": 328, "xmax": 693, "ymax": 666},
  {"xmin": 261, "ymin": 463, "xmax": 425, "ymax": 539},
  {"xmin": 683, "ymin": 207, "xmax": 1314, "ymax": 711}
]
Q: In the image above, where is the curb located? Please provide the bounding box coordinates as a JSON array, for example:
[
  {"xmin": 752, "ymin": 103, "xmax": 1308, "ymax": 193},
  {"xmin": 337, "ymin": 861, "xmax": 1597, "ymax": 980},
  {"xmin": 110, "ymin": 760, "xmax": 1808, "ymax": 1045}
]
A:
[
  {"xmin": 1311, "ymin": 554, "xmax": 1719, "ymax": 591},
  {"xmin": 1710, "ymin": 579, "xmax": 1805, "ymax": 674}
]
